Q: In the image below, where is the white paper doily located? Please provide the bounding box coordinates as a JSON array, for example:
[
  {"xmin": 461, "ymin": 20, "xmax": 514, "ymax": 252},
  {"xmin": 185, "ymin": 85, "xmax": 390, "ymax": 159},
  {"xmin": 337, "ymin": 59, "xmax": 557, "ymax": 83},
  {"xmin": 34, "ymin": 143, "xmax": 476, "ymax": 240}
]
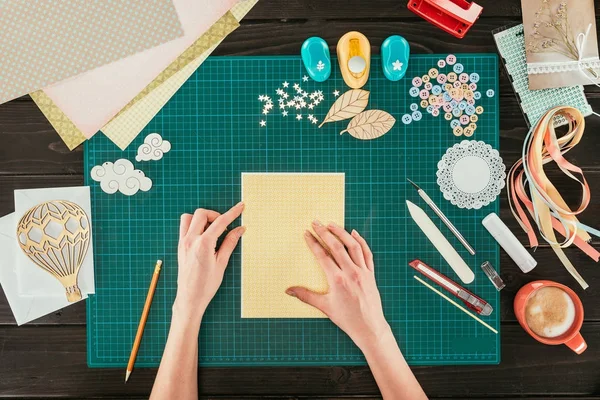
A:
[{"xmin": 436, "ymin": 140, "xmax": 506, "ymax": 209}]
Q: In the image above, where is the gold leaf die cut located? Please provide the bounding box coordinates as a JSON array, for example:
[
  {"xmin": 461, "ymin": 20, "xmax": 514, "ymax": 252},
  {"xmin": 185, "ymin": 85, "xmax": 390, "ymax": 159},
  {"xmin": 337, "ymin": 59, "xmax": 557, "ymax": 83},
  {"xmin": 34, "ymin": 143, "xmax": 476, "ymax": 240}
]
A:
[
  {"xmin": 318, "ymin": 89, "xmax": 370, "ymax": 128},
  {"xmin": 340, "ymin": 110, "xmax": 396, "ymax": 140}
]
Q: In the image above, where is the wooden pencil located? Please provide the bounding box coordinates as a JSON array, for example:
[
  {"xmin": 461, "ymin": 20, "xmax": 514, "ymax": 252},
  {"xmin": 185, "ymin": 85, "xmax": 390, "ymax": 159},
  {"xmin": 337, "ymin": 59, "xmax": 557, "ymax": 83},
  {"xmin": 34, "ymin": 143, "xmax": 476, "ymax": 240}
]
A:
[{"xmin": 125, "ymin": 260, "xmax": 163, "ymax": 383}]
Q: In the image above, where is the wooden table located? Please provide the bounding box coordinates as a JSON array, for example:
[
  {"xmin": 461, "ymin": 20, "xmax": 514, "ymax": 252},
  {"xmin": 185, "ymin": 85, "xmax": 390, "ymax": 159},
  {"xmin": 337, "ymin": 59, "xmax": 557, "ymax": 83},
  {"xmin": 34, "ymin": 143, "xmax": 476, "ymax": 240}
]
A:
[{"xmin": 1, "ymin": 1, "xmax": 599, "ymax": 398}]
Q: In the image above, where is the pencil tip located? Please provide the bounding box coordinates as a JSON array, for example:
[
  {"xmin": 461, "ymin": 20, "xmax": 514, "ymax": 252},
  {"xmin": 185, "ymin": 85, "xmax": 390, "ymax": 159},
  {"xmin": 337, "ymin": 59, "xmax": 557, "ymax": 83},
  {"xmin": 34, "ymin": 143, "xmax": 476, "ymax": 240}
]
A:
[{"xmin": 125, "ymin": 370, "xmax": 131, "ymax": 383}]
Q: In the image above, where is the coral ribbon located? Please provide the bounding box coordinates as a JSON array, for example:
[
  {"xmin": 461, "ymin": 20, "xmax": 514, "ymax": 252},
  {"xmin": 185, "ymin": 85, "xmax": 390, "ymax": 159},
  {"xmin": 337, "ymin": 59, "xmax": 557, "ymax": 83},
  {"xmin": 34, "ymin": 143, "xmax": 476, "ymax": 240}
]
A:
[{"xmin": 508, "ymin": 106, "xmax": 599, "ymax": 289}]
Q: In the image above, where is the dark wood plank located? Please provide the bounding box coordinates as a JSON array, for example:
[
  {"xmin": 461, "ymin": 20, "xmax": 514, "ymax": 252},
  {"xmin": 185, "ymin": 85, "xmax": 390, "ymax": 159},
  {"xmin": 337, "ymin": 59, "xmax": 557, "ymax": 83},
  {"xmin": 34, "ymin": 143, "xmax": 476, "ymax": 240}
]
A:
[
  {"xmin": 243, "ymin": 0, "xmax": 593, "ymax": 19},
  {"xmin": 0, "ymin": 324, "xmax": 598, "ymax": 398},
  {"xmin": 0, "ymin": 102, "xmax": 82, "ymax": 176}
]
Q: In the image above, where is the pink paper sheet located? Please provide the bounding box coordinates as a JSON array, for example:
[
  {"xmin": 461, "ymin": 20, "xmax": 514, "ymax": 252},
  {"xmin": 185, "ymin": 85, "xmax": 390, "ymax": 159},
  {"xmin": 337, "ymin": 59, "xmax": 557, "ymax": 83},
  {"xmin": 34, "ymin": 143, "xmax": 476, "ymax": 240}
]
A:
[{"xmin": 43, "ymin": 0, "xmax": 238, "ymax": 138}]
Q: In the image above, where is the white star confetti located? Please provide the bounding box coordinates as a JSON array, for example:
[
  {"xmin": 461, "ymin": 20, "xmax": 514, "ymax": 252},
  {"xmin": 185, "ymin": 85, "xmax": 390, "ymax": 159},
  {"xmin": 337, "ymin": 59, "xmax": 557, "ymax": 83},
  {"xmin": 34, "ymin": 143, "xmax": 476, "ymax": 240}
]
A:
[
  {"xmin": 260, "ymin": 120, "xmax": 266, "ymax": 127},
  {"xmin": 333, "ymin": 90, "xmax": 340, "ymax": 97},
  {"xmin": 276, "ymin": 88, "xmax": 284, "ymax": 96},
  {"xmin": 312, "ymin": 118, "xmax": 318, "ymax": 124},
  {"xmin": 316, "ymin": 60, "xmax": 325, "ymax": 71},
  {"xmin": 282, "ymin": 110, "xmax": 288, "ymax": 117},
  {"xmin": 283, "ymin": 93, "xmax": 289, "ymax": 99},
  {"xmin": 293, "ymin": 83, "xmax": 300, "ymax": 90},
  {"xmin": 282, "ymin": 81, "xmax": 289, "ymax": 88},
  {"xmin": 296, "ymin": 114, "xmax": 302, "ymax": 120},
  {"xmin": 302, "ymin": 75, "xmax": 309, "ymax": 82},
  {"xmin": 258, "ymin": 95, "xmax": 266, "ymax": 101},
  {"xmin": 308, "ymin": 103, "xmax": 315, "ymax": 109}
]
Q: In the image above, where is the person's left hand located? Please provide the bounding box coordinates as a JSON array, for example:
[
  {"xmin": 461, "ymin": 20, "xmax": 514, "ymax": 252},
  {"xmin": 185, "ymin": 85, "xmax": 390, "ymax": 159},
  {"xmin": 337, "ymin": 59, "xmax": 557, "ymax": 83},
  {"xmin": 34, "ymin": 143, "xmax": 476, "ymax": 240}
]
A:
[{"xmin": 174, "ymin": 203, "xmax": 245, "ymax": 322}]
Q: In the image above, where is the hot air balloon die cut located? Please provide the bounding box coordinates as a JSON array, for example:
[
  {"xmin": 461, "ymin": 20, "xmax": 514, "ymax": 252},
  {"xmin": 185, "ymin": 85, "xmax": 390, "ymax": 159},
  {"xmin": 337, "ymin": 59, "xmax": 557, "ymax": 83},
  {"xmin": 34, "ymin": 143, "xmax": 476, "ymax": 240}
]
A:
[
  {"xmin": 13, "ymin": 186, "xmax": 95, "ymax": 300},
  {"xmin": 0, "ymin": 212, "xmax": 92, "ymax": 325},
  {"xmin": 17, "ymin": 200, "xmax": 90, "ymax": 302}
]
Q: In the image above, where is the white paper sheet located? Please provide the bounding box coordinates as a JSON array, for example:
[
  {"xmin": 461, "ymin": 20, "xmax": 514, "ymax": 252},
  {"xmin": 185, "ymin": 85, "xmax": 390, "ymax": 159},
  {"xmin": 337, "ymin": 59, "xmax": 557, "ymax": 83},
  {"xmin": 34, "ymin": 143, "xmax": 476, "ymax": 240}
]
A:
[
  {"xmin": 0, "ymin": 213, "xmax": 89, "ymax": 325},
  {"xmin": 14, "ymin": 187, "xmax": 95, "ymax": 297},
  {"xmin": 43, "ymin": 0, "xmax": 238, "ymax": 138}
]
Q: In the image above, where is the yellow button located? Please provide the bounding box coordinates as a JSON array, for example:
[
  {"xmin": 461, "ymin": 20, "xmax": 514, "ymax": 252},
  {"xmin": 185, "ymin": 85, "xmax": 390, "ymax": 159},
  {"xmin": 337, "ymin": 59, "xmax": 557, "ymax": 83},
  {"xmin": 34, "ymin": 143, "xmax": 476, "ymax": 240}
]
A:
[
  {"xmin": 453, "ymin": 126, "xmax": 463, "ymax": 136},
  {"xmin": 420, "ymin": 100, "xmax": 429, "ymax": 108},
  {"xmin": 447, "ymin": 72, "xmax": 457, "ymax": 82},
  {"xmin": 445, "ymin": 83, "xmax": 453, "ymax": 92},
  {"xmin": 445, "ymin": 112, "xmax": 452, "ymax": 120},
  {"xmin": 428, "ymin": 68, "xmax": 439, "ymax": 78},
  {"xmin": 461, "ymin": 83, "xmax": 469, "ymax": 91},
  {"xmin": 464, "ymin": 90, "xmax": 474, "ymax": 101},
  {"xmin": 422, "ymin": 75, "xmax": 430, "ymax": 83},
  {"xmin": 468, "ymin": 123, "xmax": 477, "ymax": 130},
  {"xmin": 464, "ymin": 127, "xmax": 474, "ymax": 137},
  {"xmin": 470, "ymin": 114, "xmax": 478, "ymax": 122},
  {"xmin": 475, "ymin": 106, "xmax": 484, "ymax": 114}
]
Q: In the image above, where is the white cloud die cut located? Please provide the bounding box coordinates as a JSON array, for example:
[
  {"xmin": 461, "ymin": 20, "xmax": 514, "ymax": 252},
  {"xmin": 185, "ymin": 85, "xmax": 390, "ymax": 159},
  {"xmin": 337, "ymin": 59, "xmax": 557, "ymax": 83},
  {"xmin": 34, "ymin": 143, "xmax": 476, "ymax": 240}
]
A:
[
  {"xmin": 90, "ymin": 159, "xmax": 153, "ymax": 196},
  {"xmin": 135, "ymin": 133, "xmax": 171, "ymax": 162}
]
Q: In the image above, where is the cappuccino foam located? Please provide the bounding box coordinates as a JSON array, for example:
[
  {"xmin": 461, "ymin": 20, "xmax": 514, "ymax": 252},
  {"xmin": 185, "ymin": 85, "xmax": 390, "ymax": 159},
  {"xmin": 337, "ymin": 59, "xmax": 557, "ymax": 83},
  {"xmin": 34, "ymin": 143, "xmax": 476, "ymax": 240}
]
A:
[{"xmin": 525, "ymin": 286, "xmax": 575, "ymax": 338}]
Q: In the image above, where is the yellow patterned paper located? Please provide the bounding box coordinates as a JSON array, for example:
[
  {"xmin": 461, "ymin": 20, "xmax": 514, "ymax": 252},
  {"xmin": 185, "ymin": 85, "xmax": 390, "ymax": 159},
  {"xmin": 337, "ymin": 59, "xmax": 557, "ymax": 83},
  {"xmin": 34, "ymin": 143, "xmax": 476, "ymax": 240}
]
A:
[
  {"xmin": 32, "ymin": 1, "xmax": 258, "ymax": 151},
  {"xmin": 241, "ymin": 173, "xmax": 345, "ymax": 318},
  {"xmin": 112, "ymin": 12, "xmax": 239, "ymax": 118},
  {"xmin": 29, "ymin": 91, "xmax": 86, "ymax": 150},
  {"xmin": 101, "ymin": 1, "xmax": 258, "ymax": 150}
]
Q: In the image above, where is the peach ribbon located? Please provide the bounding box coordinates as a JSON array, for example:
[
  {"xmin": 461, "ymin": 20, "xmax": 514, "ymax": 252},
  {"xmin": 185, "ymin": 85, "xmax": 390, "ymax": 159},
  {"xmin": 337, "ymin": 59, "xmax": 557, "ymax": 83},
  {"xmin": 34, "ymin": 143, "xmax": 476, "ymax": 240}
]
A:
[{"xmin": 508, "ymin": 106, "xmax": 599, "ymax": 290}]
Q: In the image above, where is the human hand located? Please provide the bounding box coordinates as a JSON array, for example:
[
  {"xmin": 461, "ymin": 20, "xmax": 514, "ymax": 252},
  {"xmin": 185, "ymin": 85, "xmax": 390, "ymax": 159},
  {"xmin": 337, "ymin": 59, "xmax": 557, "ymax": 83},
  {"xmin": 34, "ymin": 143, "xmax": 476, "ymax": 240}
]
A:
[
  {"xmin": 286, "ymin": 221, "xmax": 392, "ymax": 351},
  {"xmin": 174, "ymin": 203, "xmax": 245, "ymax": 322}
]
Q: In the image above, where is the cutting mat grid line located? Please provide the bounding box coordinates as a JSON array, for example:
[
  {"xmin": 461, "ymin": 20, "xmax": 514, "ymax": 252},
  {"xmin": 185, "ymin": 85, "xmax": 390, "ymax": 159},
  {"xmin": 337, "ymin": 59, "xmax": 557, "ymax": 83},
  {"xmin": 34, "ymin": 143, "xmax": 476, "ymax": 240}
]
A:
[{"xmin": 85, "ymin": 55, "xmax": 500, "ymax": 367}]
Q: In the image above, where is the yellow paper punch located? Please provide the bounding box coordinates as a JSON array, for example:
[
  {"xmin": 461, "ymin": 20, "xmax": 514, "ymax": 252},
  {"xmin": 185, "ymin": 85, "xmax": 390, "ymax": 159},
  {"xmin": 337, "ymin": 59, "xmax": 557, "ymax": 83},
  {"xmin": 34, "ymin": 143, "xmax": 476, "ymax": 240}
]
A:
[{"xmin": 337, "ymin": 31, "xmax": 370, "ymax": 89}]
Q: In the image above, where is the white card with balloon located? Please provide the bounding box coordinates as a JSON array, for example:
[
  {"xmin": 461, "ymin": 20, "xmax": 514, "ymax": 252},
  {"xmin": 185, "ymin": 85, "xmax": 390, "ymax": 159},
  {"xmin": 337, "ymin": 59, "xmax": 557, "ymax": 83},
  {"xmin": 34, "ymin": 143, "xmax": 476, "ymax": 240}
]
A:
[
  {"xmin": 0, "ymin": 213, "xmax": 90, "ymax": 325},
  {"xmin": 13, "ymin": 186, "xmax": 95, "ymax": 299}
]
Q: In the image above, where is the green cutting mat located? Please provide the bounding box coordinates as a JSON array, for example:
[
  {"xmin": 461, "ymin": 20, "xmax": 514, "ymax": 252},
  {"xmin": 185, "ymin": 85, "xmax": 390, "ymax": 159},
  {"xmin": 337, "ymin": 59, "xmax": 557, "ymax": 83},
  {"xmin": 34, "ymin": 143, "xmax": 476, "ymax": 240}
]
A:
[{"xmin": 85, "ymin": 54, "xmax": 500, "ymax": 367}]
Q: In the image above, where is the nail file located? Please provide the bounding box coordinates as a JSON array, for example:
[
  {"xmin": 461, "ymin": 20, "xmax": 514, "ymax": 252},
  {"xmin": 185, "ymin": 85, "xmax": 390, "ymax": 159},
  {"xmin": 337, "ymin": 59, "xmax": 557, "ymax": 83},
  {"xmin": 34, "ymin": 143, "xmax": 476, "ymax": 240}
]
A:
[
  {"xmin": 409, "ymin": 259, "xmax": 492, "ymax": 315},
  {"xmin": 406, "ymin": 200, "xmax": 475, "ymax": 283}
]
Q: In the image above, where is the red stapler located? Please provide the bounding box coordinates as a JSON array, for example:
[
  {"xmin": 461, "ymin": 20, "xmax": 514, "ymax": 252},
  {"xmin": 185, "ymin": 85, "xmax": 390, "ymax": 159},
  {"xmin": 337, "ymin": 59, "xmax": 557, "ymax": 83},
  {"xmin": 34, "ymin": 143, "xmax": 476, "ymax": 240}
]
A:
[{"xmin": 407, "ymin": 0, "xmax": 483, "ymax": 39}]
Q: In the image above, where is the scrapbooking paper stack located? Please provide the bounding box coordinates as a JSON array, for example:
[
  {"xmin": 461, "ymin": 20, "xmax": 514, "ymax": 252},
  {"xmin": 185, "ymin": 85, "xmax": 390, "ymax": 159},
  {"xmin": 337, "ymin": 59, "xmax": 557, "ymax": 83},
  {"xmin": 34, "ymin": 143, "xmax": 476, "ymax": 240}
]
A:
[
  {"xmin": 0, "ymin": 187, "xmax": 95, "ymax": 325},
  {"xmin": 19, "ymin": 0, "xmax": 259, "ymax": 151}
]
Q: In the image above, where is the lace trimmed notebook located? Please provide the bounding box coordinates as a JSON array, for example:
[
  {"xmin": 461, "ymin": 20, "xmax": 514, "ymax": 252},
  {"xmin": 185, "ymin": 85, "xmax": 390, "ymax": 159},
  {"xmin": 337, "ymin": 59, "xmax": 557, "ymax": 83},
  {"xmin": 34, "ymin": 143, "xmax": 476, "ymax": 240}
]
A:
[
  {"xmin": 493, "ymin": 24, "xmax": 592, "ymax": 127},
  {"xmin": 522, "ymin": 0, "xmax": 600, "ymax": 90}
]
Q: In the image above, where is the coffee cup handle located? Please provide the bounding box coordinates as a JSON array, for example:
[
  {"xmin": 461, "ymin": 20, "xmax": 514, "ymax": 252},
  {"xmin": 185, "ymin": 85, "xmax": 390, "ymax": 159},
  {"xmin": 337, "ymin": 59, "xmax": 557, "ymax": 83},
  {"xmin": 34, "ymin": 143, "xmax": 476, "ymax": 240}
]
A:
[{"xmin": 565, "ymin": 333, "xmax": 587, "ymax": 354}]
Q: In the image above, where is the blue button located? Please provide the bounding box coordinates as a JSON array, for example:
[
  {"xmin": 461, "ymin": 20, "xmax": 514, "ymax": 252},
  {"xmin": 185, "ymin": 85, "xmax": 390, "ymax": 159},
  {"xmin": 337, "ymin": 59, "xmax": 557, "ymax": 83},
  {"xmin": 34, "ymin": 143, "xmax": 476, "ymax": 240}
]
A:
[
  {"xmin": 450, "ymin": 100, "xmax": 458, "ymax": 108},
  {"xmin": 450, "ymin": 120, "xmax": 460, "ymax": 128},
  {"xmin": 410, "ymin": 103, "xmax": 419, "ymax": 111},
  {"xmin": 412, "ymin": 111, "xmax": 422, "ymax": 121},
  {"xmin": 453, "ymin": 63, "xmax": 464, "ymax": 73},
  {"xmin": 432, "ymin": 85, "xmax": 442, "ymax": 95},
  {"xmin": 458, "ymin": 101, "xmax": 467, "ymax": 110},
  {"xmin": 465, "ymin": 105, "xmax": 476, "ymax": 115},
  {"xmin": 486, "ymin": 89, "xmax": 495, "ymax": 97},
  {"xmin": 409, "ymin": 87, "xmax": 420, "ymax": 97},
  {"xmin": 426, "ymin": 105, "xmax": 434, "ymax": 114},
  {"xmin": 474, "ymin": 91, "xmax": 482, "ymax": 100},
  {"xmin": 443, "ymin": 92, "xmax": 452, "ymax": 102},
  {"xmin": 469, "ymin": 73, "xmax": 480, "ymax": 83},
  {"xmin": 401, "ymin": 114, "xmax": 412, "ymax": 124}
]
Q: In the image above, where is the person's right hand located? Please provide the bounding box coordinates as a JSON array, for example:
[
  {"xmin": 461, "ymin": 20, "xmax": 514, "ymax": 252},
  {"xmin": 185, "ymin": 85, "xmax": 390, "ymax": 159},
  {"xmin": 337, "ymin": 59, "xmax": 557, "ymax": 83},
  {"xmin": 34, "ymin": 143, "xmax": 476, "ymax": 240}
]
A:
[{"xmin": 286, "ymin": 221, "xmax": 392, "ymax": 351}]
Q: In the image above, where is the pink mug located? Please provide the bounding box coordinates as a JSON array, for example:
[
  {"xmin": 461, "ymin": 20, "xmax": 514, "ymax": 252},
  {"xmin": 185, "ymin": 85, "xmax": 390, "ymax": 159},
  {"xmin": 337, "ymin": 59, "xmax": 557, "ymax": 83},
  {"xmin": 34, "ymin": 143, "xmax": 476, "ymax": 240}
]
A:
[{"xmin": 514, "ymin": 280, "xmax": 586, "ymax": 354}]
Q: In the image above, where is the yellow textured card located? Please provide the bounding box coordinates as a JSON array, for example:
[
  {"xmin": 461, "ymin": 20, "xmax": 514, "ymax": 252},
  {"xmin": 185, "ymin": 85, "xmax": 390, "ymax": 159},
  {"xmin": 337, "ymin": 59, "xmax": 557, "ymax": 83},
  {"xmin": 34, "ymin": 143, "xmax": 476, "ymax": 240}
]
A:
[{"xmin": 241, "ymin": 173, "xmax": 345, "ymax": 318}]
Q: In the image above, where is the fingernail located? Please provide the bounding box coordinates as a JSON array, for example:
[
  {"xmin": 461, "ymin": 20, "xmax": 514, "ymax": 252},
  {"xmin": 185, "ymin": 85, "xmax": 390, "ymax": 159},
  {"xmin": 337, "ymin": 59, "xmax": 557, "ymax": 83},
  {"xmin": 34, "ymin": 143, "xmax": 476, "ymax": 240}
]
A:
[
  {"xmin": 313, "ymin": 219, "xmax": 323, "ymax": 227},
  {"xmin": 237, "ymin": 201, "xmax": 245, "ymax": 208},
  {"xmin": 304, "ymin": 230, "xmax": 311, "ymax": 237},
  {"xmin": 285, "ymin": 289, "xmax": 296, "ymax": 297},
  {"xmin": 239, "ymin": 226, "xmax": 247, "ymax": 236},
  {"xmin": 351, "ymin": 229, "xmax": 359, "ymax": 237},
  {"xmin": 328, "ymin": 221, "xmax": 339, "ymax": 229}
]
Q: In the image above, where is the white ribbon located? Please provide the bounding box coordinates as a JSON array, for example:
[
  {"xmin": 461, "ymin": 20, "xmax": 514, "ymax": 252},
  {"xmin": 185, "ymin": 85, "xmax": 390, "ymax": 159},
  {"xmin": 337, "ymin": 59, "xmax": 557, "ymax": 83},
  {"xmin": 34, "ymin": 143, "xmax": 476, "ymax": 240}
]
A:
[{"xmin": 576, "ymin": 23, "xmax": 600, "ymax": 86}]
